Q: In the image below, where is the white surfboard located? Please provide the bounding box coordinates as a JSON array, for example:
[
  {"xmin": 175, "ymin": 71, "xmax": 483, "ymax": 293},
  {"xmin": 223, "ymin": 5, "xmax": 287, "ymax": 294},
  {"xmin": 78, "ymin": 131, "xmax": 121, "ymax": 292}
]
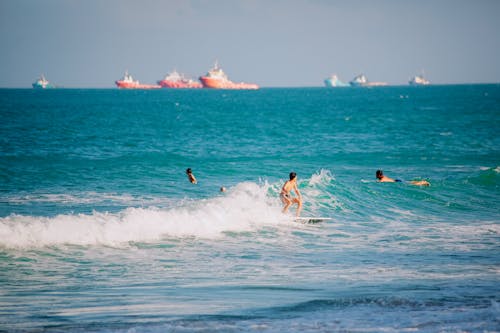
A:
[{"xmin": 294, "ymin": 217, "xmax": 331, "ymax": 224}]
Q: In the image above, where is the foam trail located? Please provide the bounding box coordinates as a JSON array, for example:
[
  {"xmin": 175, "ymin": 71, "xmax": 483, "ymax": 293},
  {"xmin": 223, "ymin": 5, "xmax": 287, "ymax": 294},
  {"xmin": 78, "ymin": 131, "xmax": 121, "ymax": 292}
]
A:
[
  {"xmin": 0, "ymin": 182, "xmax": 286, "ymax": 249},
  {"xmin": 2, "ymin": 192, "xmax": 174, "ymax": 206}
]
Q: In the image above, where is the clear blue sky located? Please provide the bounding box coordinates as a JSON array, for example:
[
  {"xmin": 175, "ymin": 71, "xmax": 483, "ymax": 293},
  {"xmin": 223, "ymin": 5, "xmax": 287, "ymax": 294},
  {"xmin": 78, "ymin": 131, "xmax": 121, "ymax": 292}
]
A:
[{"xmin": 1, "ymin": 0, "xmax": 499, "ymax": 88}]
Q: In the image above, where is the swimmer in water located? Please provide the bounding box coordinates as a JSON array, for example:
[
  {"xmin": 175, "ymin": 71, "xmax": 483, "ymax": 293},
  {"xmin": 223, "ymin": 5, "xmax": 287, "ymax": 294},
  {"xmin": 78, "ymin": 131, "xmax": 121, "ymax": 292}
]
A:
[
  {"xmin": 376, "ymin": 170, "xmax": 430, "ymax": 186},
  {"xmin": 186, "ymin": 168, "xmax": 197, "ymax": 184},
  {"xmin": 280, "ymin": 172, "xmax": 302, "ymax": 216}
]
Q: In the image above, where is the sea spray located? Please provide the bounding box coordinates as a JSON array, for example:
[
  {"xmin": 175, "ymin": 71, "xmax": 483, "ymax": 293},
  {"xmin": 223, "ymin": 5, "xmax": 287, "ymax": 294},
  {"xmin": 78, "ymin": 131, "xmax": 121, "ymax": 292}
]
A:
[{"xmin": 0, "ymin": 182, "xmax": 289, "ymax": 248}]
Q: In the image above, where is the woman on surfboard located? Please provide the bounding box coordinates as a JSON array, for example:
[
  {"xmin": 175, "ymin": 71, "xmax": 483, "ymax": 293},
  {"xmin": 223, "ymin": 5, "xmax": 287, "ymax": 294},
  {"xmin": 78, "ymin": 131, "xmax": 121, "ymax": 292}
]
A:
[{"xmin": 280, "ymin": 172, "xmax": 302, "ymax": 217}]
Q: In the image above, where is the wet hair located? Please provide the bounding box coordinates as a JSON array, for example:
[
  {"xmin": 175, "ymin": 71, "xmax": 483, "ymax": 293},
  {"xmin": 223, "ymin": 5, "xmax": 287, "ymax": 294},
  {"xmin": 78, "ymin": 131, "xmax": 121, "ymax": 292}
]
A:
[
  {"xmin": 186, "ymin": 168, "xmax": 192, "ymax": 174},
  {"xmin": 289, "ymin": 172, "xmax": 297, "ymax": 180},
  {"xmin": 376, "ymin": 170, "xmax": 383, "ymax": 179}
]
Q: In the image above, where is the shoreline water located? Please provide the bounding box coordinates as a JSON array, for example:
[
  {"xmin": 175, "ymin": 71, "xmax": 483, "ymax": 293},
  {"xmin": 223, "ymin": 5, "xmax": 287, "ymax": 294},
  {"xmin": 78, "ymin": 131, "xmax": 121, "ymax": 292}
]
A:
[{"xmin": 1, "ymin": 86, "xmax": 499, "ymax": 332}]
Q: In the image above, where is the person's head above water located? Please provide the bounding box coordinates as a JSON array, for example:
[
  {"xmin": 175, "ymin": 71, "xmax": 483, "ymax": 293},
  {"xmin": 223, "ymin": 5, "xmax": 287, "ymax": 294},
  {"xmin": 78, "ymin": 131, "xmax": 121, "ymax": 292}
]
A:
[
  {"xmin": 376, "ymin": 170, "xmax": 384, "ymax": 179},
  {"xmin": 289, "ymin": 172, "xmax": 297, "ymax": 180},
  {"xmin": 186, "ymin": 168, "xmax": 192, "ymax": 174}
]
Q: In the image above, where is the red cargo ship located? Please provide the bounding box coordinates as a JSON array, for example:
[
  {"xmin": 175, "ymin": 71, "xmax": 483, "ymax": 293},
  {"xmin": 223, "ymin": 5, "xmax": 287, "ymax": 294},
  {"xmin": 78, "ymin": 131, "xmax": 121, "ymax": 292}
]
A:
[
  {"xmin": 199, "ymin": 62, "xmax": 259, "ymax": 89},
  {"xmin": 115, "ymin": 71, "xmax": 160, "ymax": 89},
  {"xmin": 157, "ymin": 70, "xmax": 202, "ymax": 88}
]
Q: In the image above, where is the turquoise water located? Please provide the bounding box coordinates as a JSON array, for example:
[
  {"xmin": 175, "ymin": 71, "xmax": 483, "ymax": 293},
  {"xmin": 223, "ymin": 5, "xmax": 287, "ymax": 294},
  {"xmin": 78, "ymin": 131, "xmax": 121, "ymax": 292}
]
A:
[{"xmin": 1, "ymin": 86, "xmax": 499, "ymax": 332}]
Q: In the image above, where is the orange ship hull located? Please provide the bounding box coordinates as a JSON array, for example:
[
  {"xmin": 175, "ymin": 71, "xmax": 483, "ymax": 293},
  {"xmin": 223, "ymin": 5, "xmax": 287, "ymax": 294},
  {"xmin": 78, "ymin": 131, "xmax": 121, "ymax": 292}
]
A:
[
  {"xmin": 158, "ymin": 80, "xmax": 202, "ymax": 89},
  {"xmin": 199, "ymin": 76, "xmax": 259, "ymax": 90},
  {"xmin": 115, "ymin": 81, "xmax": 161, "ymax": 89}
]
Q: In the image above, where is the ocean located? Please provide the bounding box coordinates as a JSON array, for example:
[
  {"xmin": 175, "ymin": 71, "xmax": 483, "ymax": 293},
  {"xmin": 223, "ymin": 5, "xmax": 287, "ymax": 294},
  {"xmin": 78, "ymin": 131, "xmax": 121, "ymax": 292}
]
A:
[{"xmin": 0, "ymin": 85, "xmax": 499, "ymax": 332}]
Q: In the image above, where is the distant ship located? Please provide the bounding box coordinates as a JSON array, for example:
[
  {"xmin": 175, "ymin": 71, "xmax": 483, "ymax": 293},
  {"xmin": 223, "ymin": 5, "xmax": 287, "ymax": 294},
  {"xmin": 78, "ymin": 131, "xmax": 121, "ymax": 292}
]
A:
[
  {"xmin": 349, "ymin": 74, "xmax": 387, "ymax": 87},
  {"xmin": 32, "ymin": 75, "xmax": 54, "ymax": 89},
  {"xmin": 158, "ymin": 70, "xmax": 202, "ymax": 88},
  {"xmin": 115, "ymin": 71, "xmax": 160, "ymax": 89},
  {"xmin": 324, "ymin": 74, "xmax": 349, "ymax": 87},
  {"xmin": 199, "ymin": 62, "xmax": 259, "ymax": 89},
  {"xmin": 409, "ymin": 74, "xmax": 430, "ymax": 86}
]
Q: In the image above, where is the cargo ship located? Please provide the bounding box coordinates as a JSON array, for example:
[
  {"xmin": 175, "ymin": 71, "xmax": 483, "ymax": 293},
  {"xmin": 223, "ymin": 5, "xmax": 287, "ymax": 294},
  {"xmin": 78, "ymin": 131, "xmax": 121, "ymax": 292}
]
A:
[
  {"xmin": 199, "ymin": 62, "xmax": 259, "ymax": 89},
  {"xmin": 324, "ymin": 74, "xmax": 349, "ymax": 87},
  {"xmin": 349, "ymin": 74, "xmax": 387, "ymax": 87},
  {"xmin": 32, "ymin": 75, "xmax": 54, "ymax": 89},
  {"xmin": 158, "ymin": 70, "xmax": 202, "ymax": 88},
  {"xmin": 115, "ymin": 71, "xmax": 160, "ymax": 89}
]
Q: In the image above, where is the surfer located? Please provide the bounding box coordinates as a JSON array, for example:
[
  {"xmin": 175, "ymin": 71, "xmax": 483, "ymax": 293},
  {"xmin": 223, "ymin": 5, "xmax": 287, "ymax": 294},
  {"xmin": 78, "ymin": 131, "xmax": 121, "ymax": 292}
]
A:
[
  {"xmin": 376, "ymin": 170, "xmax": 430, "ymax": 186},
  {"xmin": 281, "ymin": 172, "xmax": 302, "ymax": 216},
  {"xmin": 186, "ymin": 168, "xmax": 197, "ymax": 184}
]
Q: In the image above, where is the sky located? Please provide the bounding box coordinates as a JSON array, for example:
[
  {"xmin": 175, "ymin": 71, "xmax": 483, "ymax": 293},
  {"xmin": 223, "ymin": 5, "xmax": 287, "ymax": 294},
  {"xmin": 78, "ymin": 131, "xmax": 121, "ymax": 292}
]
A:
[{"xmin": 1, "ymin": 0, "xmax": 499, "ymax": 88}]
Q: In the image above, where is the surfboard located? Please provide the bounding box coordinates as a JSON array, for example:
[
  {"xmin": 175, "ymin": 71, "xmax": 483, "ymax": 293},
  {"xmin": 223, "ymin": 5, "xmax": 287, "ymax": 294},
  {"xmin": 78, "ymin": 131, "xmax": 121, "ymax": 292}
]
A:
[{"xmin": 294, "ymin": 217, "xmax": 331, "ymax": 224}]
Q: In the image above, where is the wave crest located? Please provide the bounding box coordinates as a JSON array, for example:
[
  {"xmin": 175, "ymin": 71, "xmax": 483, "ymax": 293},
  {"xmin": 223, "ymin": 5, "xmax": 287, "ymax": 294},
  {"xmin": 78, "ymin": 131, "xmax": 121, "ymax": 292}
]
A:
[{"xmin": 0, "ymin": 182, "xmax": 286, "ymax": 249}]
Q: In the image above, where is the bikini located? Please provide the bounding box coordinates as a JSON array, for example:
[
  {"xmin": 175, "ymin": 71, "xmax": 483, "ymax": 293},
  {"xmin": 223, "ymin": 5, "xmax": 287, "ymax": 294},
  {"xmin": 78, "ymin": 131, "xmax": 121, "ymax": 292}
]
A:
[
  {"xmin": 280, "ymin": 192, "xmax": 290, "ymax": 200},
  {"xmin": 280, "ymin": 189, "xmax": 292, "ymax": 201}
]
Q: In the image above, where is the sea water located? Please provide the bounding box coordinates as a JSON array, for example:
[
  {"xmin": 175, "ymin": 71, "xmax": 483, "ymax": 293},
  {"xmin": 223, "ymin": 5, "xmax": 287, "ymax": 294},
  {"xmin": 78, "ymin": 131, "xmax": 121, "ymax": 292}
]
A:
[{"xmin": 0, "ymin": 86, "xmax": 499, "ymax": 332}]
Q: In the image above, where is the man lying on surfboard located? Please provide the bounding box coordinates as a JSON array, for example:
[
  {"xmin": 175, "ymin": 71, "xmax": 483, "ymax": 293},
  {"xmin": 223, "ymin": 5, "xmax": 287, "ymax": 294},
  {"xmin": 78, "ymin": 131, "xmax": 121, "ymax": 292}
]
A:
[
  {"xmin": 376, "ymin": 170, "xmax": 430, "ymax": 186},
  {"xmin": 281, "ymin": 172, "xmax": 302, "ymax": 217}
]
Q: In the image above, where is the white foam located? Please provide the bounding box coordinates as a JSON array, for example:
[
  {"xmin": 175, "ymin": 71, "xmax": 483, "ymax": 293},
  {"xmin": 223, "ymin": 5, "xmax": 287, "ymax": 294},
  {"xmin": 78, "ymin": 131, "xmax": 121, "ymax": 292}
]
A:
[
  {"xmin": 2, "ymin": 192, "xmax": 172, "ymax": 206},
  {"xmin": 0, "ymin": 182, "xmax": 287, "ymax": 249},
  {"xmin": 308, "ymin": 169, "xmax": 334, "ymax": 186},
  {"xmin": 303, "ymin": 169, "xmax": 344, "ymax": 213},
  {"xmin": 386, "ymin": 208, "xmax": 417, "ymax": 218}
]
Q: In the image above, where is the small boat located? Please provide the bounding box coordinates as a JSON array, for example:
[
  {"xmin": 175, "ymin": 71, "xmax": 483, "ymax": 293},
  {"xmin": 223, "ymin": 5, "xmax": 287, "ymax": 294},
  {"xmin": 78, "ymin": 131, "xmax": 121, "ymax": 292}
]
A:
[
  {"xmin": 409, "ymin": 74, "xmax": 430, "ymax": 86},
  {"xmin": 32, "ymin": 75, "xmax": 54, "ymax": 89},
  {"xmin": 115, "ymin": 71, "xmax": 160, "ymax": 89},
  {"xmin": 324, "ymin": 74, "xmax": 349, "ymax": 87},
  {"xmin": 199, "ymin": 62, "xmax": 259, "ymax": 89},
  {"xmin": 350, "ymin": 74, "xmax": 387, "ymax": 87},
  {"xmin": 158, "ymin": 70, "xmax": 202, "ymax": 88}
]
